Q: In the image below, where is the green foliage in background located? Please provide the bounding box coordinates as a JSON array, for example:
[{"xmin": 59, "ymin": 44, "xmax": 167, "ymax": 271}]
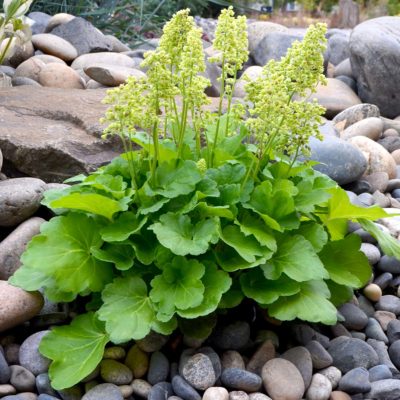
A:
[{"xmin": 10, "ymin": 6, "xmax": 400, "ymax": 391}]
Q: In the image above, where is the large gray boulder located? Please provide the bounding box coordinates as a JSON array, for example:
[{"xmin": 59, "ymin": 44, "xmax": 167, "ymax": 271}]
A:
[
  {"xmin": 0, "ymin": 86, "xmax": 122, "ymax": 182},
  {"xmin": 350, "ymin": 17, "xmax": 400, "ymax": 118}
]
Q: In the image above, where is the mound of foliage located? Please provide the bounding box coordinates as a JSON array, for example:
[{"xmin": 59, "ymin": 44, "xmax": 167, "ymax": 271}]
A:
[{"xmin": 10, "ymin": 7, "xmax": 400, "ymax": 390}]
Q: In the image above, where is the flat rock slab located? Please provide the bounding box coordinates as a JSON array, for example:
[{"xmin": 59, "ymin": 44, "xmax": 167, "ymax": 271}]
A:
[{"xmin": 0, "ymin": 86, "xmax": 122, "ymax": 182}]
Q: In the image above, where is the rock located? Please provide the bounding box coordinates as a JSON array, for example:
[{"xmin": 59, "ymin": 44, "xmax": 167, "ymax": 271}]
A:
[
  {"xmin": 171, "ymin": 376, "xmax": 201, "ymax": 400},
  {"xmin": 81, "ymin": 383, "xmax": 123, "ymax": 400},
  {"xmin": 4, "ymin": 344, "xmax": 20, "ymax": 365},
  {"xmin": 319, "ymin": 367, "xmax": 341, "ymax": 390},
  {"xmin": 247, "ymin": 21, "xmax": 288, "ymax": 55},
  {"xmin": 369, "ymin": 364, "xmax": 392, "ymax": 382},
  {"xmin": 45, "ymin": 13, "xmax": 75, "ymax": 33},
  {"xmin": 281, "ymin": 346, "xmax": 313, "ymax": 389},
  {"xmin": 198, "ymin": 347, "xmax": 221, "ymax": 380},
  {"xmin": 374, "ymin": 310, "xmax": 395, "ymax": 330},
  {"xmin": 248, "ymin": 394, "xmax": 272, "ymax": 400},
  {"xmin": 388, "ymin": 340, "xmax": 400, "ymax": 369},
  {"xmin": 203, "ymin": 387, "xmax": 229, "ymax": 400},
  {"xmin": 130, "ymin": 379, "xmax": 151, "ymax": 398},
  {"xmin": 364, "ymin": 172, "xmax": 389, "ymax": 192},
  {"xmin": 341, "ymin": 117, "xmax": 383, "ymax": 141},
  {"xmin": 28, "ymin": 12, "xmax": 51, "ymax": 35},
  {"xmin": 376, "ymin": 295, "xmax": 400, "ymax": 315},
  {"xmin": 212, "ymin": 321, "xmax": 250, "ymax": 351},
  {"xmin": 333, "ymin": 103, "xmax": 381, "ymax": 131},
  {"xmin": 19, "ymin": 331, "xmax": 51, "ymax": 375},
  {"xmin": 105, "ymin": 35, "xmax": 130, "ymax": 52},
  {"xmin": 305, "ymin": 341, "xmax": 333, "ymax": 370},
  {"xmin": 350, "ymin": 17, "xmax": 400, "ymax": 118},
  {"xmin": 349, "ymin": 136, "xmax": 397, "ymax": 179},
  {"xmin": 9, "ymin": 365, "xmax": 35, "ymax": 392},
  {"xmin": 307, "ymin": 78, "xmax": 361, "ymax": 119},
  {"xmin": 0, "ymin": 281, "xmax": 43, "ymax": 332},
  {"xmin": 387, "ymin": 319, "xmax": 400, "ymax": 344},
  {"xmin": 103, "ymin": 346, "xmax": 125, "ymax": 360},
  {"xmin": 221, "ymin": 368, "xmax": 262, "ymax": 392},
  {"xmin": 84, "ymin": 64, "xmax": 146, "ymax": 87},
  {"xmin": 182, "ymin": 353, "xmax": 216, "ymax": 391},
  {"xmin": 14, "ymin": 58, "xmax": 46, "ymax": 82},
  {"xmin": 367, "ymin": 338, "xmax": 399, "ymax": 373},
  {"xmin": 291, "ymin": 324, "xmax": 330, "ymax": 348},
  {"xmin": 148, "ymin": 351, "xmax": 169, "ymax": 385},
  {"xmin": 365, "ymin": 379, "xmax": 400, "ymax": 400},
  {"xmin": 378, "ymin": 255, "xmax": 400, "ymax": 274},
  {"xmin": 147, "ymin": 382, "xmax": 173, "ymax": 400},
  {"xmin": 222, "ymin": 351, "xmax": 245, "ymax": 370},
  {"xmin": 36, "ymin": 373, "xmax": 58, "ymax": 396},
  {"xmin": 86, "ymin": 79, "xmax": 107, "ymax": 89},
  {"xmin": 262, "ymin": 358, "xmax": 305, "ymax": 400},
  {"xmin": 51, "ymin": 17, "xmax": 112, "ymax": 56},
  {"xmin": 71, "ymin": 52, "xmax": 137, "ymax": 71},
  {"xmin": 38, "ymin": 63, "xmax": 85, "ymax": 89},
  {"xmin": 246, "ymin": 340, "xmax": 275, "ymax": 375},
  {"xmin": 233, "ymin": 66, "xmax": 262, "ymax": 98},
  {"xmin": 229, "ymin": 391, "xmax": 249, "ymax": 400},
  {"xmin": 327, "ymin": 32, "xmax": 350, "ymax": 66},
  {"xmin": 100, "ymin": 359, "xmax": 132, "ymax": 385},
  {"xmin": 0, "ymin": 178, "xmax": 46, "ymax": 226},
  {"xmin": 329, "ymin": 391, "xmax": 351, "ymax": 400},
  {"xmin": 0, "ymin": 385, "xmax": 16, "ymax": 397},
  {"xmin": 365, "ymin": 318, "xmax": 389, "ymax": 343},
  {"xmin": 136, "ymin": 331, "xmax": 169, "ymax": 353},
  {"xmin": 253, "ymin": 32, "xmax": 303, "ymax": 66},
  {"xmin": 0, "ymin": 65, "xmax": 15, "ymax": 77},
  {"xmin": 378, "ymin": 136, "xmax": 400, "ymax": 153},
  {"xmin": 0, "ymin": 86, "xmax": 122, "ymax": 182},
  {"xmin": 338, "ymin": 303, "xmax": 368, "ymax": 330},
  {"xmin": 306, "ymin": 373, "xmax": 332, "ymax": 400},
  {"xmin": 3, "ymin": 41, "xmax": 35, "ymax": 68},
  {"xmin": 327, "ymin": 337, "xmax": 379, "ymax": 373},
  {"xmin": 335, "ymin": 75, "xmax": 356, "ymax": 92},
  {"xmin": 0, "ymin": 350, "xmax": 10, "ymax": 384},
  {"xmin": 360, "ymin": 243, "xmax": 381, "ymax": 265},
  {"xmin": 333, "ymin": 58, "xmax": 353, "ymax": 78},
  {"xmin": 305, "ymin": 135, "xmax": 367, "ymax": 185},
  {"xmin": 338, "ymin": 367, "xmax": 370, "ymax": 393},
  {"xmin": 31, "ymin": 34, "xmax": 78, "ymax": 62},
  {"xmin": 124, "ymin": 344, "xmax": 148, "ymax": 379}
]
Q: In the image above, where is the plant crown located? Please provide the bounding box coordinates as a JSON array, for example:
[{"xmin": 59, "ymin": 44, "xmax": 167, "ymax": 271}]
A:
[{"xmin": 10, "ymin": 7, "xmax": 400, "ymax": 390}]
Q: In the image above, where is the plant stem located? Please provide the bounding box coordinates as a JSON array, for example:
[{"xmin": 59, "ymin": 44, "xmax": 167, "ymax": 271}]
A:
[
  {"xmin": 224, "ymin": 66, "xmax": 238, "ymax": 138},
  {"xmin": 0, "ymin": 33, "xmax": 14, "ymax": 65}
]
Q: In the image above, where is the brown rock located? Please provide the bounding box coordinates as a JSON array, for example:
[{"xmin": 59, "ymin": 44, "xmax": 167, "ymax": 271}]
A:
[
  {"xmin": 105, "ymin": 35, "xmax": 130, "ymax": 52},
  {"xmin": 247, "ymin": 340, "xmax": 275, "ymax": 375},
  {"xmin": 330, "ymin": 390, "xmax": 352, "ymax": 400},
  {"xmin": 71, "ymin": 52, "xmax": 138, "ymax": 71},
  {"xmin": 14, "ymin": 58, "xmax": 46, "ymax": 82},
  {"xmin": 84, "ymin": 64, "xmax": 146, "ymax": 87},
  {"xmin": 38, "ymin": 63, "xmax": 85, "ymax": 89},
  {"xmin": 31, "ymin": 54, "xmax": 66, "ymax": 65},
  {"xmin": 392, "ymin": 149, "xmax": 400, "ymax": 164},
  {"xmin": 2, "ymin": 40, "xmax": 35, "ymax": 68},
  {"xmin": 86, "ymin": 79, "xmax": 107, "ymax": 89},
  {"xmin": 349, "ymin": 136, "xmax": 397, "ymax": 179},
  {"xmin": 233, "ymin": 66, "xmax": 262, "ymax": 98},
  {"xmin": 363, "ymin": 283, "xmax": 382, "ymax": 302},
  {"xmin": 374, "ymin": 310, "xmax": 396, "ymax": 331},
  {"xmin": 364, "ymin": 172, "xmax": 389, "ymax": 192},
  {"xmin": 125, "ymin": 344, "xmax": 149, "ymax": 378},
  {"xmin": 32, "ymin": 33, "xmax": 78, "ymax": 62},
  {"xmin": 341, "ymin": 117, "xmax": 383, "ymax": 141},
  {"xmin": 261, "ymin": 358, "xmax": 304, "ymax": 400},
  {"xmin": 0, "ymin": 86, "xmax": 122, "ymax": 182},
  {"xmin": 222, "ymin": 351, "xmax": 245, "ymax": 370},
  {"xmin": 45, "ymin": 13, "xmax": 75, "ymax": 32},
  {"xmin": 0, "ymin": 281, "xmax": 44, "ymax": 332},
  {"xmin": 384, "ymin": 128, "xmax": 399, "ymax": 138},
  {"xmin": 308, "ymin": 78, "xmax": 361, "ymax": 118}
]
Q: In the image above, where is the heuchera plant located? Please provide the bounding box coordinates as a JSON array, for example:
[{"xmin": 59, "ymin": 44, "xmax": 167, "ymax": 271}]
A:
[{"xmin": 10, "ymin": 7, "xmax": 400, "ymax": 390}]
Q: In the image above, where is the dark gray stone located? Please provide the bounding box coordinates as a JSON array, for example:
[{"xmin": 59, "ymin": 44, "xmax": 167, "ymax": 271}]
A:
[
  {"xmin": 357, "ymin": 295, "xmax": 376, "ymax": 317},
  {"xmin": 338, "ymin": 367, "xmax": 371, "ymax": 393},
  {"xmin": 365, "ymin": 318, "xmax": 389, "ymax": 344},
  {"xmin": 211, "ymin": 321, "xmax": 250, "ymax": 351},
  {"xmin": 378, "ymin": 137, "xmax": 400, "ymax": 153},
  {"xmin": 350, "ymin": 17, "xmax": 400, "ymax": 118},
  {"xmin": 291, "ymin": 324, "xmax": 330, "ymax": 348},
  {"xmin": 220, "ymin": 368, "xmax": 262, "ymax": 392},
  {"xmin": 360, "ymin": 243, "xmax": 381, "ymax": 265},
  {"xmin": 367, "ymin": 339, "xmax": 398, "ymax": 374},
  {"xmin": 36, "ymin": 373, "xmax": 58, "ymax": 396},
  {"xmin": 328, "ymin": 31, "xmax": 350, "ymax": 66},
  {"xmin": 148, "ymin": 382, "xmax": 173, "ymax": 400},
  {"xmin": 171, "ymin": 376, "xmax": 201, "ymax": 400},
  {"xmin": 28, "ymin": 12, "xmax": 51, "ymax": 35},
  {"xmin": 378, "ymin": 256, "xmax": 400, "ymax": 274},
  {"xmin": 389, "ymin": 340, "xmax": 400, "ymax": 370},
  {"xmin": 12, "ymin": 76, "xmax": 42, "ymax": 87},
  {"xmin": 336, "ymin": 75, "xmax": 357, "ymax": 92},
  {"xmin": 387, "ymin": 320, "xmax": 400, "ymax": 344},
  {"xmin": 373, "ymin": 272, "xmax": 393, "ymax": 290},
  {"xmin": 332, "ymin": 103, "xmax": 380, "ymax": 130},
  {"xmin": 148, "ymin": 351, "xmax": 170, "ymax": 385},
  {"xmin": 338, "ymin": 303, "xmax": 368, "ymax": 330},
  {"xmin": 328, "ymin": 337, "xmax": 379, "ymax": 373},
  {"xmin": 304, "ymin": 136, "xmax": 367, "ymax": 185},
  {"xmin": 253, "ymin": 32, "xmax": 303, "ymax": 66},
  {"xmin": 51, "ymin": 17, "xmax": 112, "ymax": 56},
  {"xmin": 9, "ymin": 365, "xmax": 35, "ymax": 392},
  {"xmin": 0, "ymin": 348, "xmax": 11, "ymax": 384},
  {"xmin": 281, "ymin": 346, "xmax": 313, "ymax": 388},
  {"xmin": 358, "ymin": 192, "xmax": 375, "ymax": 207},
  {"xmin": 376, "ymin": 295, "xmax": 400, "ymax": 315},
  {"xmin": 38, "ymin": 395, "xmax": 62, "ymax": 400},
  {"xmin": 19, "ymin": 331, "xmax": 51, "ymax": 376},
  {"xmin": 366, "ymin": 379, "xmax": 400, "ymax": 400},
  {"xmin": 0, "ymin": 66, "xmax": 16, "ymax": 77},
  {"xmin": 369, "ymin": 364, "xmax": 393, "ymax": 382},
  {"xmin": 305, "ymin": 340, "xmax": 333, "ymax": 370},
  {"xmin": 81, "ymin": 383, "xmax": 123, "ymax": 400},
  {"xmin": 57, "ymin": 386, "xmax": 82, "ymax": 400}
]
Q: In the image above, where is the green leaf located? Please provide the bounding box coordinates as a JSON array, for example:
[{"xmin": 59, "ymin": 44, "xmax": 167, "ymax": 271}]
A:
[
  {"xmin": 152, "ymin": 316, "xmax": 178, "ymax": 336},
  {"xmin": 131, "ymin": 231, "xmax": 160, "ymax": 265},
  {"xmin": 17, "ymin": 214, "xmax": 113, "ymax": 295},
  {"xmin": 138, "ymin": 194, "xmax": 170, "ymax": 215},
  {"xmin": 359, "ymin": 219, "xmax": 400, "ymax": 260},
  {"xmin": 148, "ymin": 160, "xmax": 202, "ymax": 199},
  {"xmin": 196, "ymin": 202, "xmax": 234, "ymax": 219},
  {"xmin": 91, "ymin": 243, "xmax": 135, "ymax": 271},
  {"xmin": 177, "ymin": 263, "xmax": 232, "ymax": 318},
  {"xmin": 240, "ymin": 268, "xmax": 300, "ymax": 305},
  {"xmin": 244, "ymin": 180, "xmax": 299, "ymax": 231},
  {"xmin": 219, "ymin": 280, "xmax": 244, "ymax": 309},
  {"xmin": 178, "ymin": 314, "xmax": 217, "ymax": 339},
  {"xmin": 295, "ymin": 175, "xmax": 333, "ymax": 213},
  {"xmin": 220, "ymin": 225, "xmax": 270, "ymax": 263},
  {"xmin": 149, "ymin": 213, "xmax": 219, "ymax": 256},
  {"xmin": 39, "ymin": 312, "xmax": 109, "ymax": 390},
  {"xmin": 81, "ymin": 174, "xmax": 127, "ymax": 199},
  {"xmin": 268, "ymin": 281, "xmax": 337, "ymax": 325},
  {"xmin": 262, "ymin": 235, "xmax": 328, "ymax": 282},
  {"xmin": 319, "ymin": 235, "xmax": 371, "ymax": 288},
  {"xmin": 295, "ymin": 222, "xmax": 328, "ymax": 252},
  {"xmin": 101, "ymin": 212, "xmax": 147, "ymax": 242},
  {"xmin": 150, "ymin": 257, "xmax": 205, "ymax": 321},
  {"xmin": 50, "ymin": 193, "xmax": 124, "ymax": 220},
  {"xmin": 196, "ymin": 178, "xmax": 220, "ymax": 199},
  {"xmin": 236, "ymin": 212, "xmax": 277, "ymax": 251},
  {"xmin": 326, "ymin": 280, "xmax": 353, "ymax": 307},
  {"xmin": 207, "ymin": 162, "xmax": 246, "ymax": 185},
  {"xmin": 98, "ymin": 276, "xmax": 156, "ymax": 342}
]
